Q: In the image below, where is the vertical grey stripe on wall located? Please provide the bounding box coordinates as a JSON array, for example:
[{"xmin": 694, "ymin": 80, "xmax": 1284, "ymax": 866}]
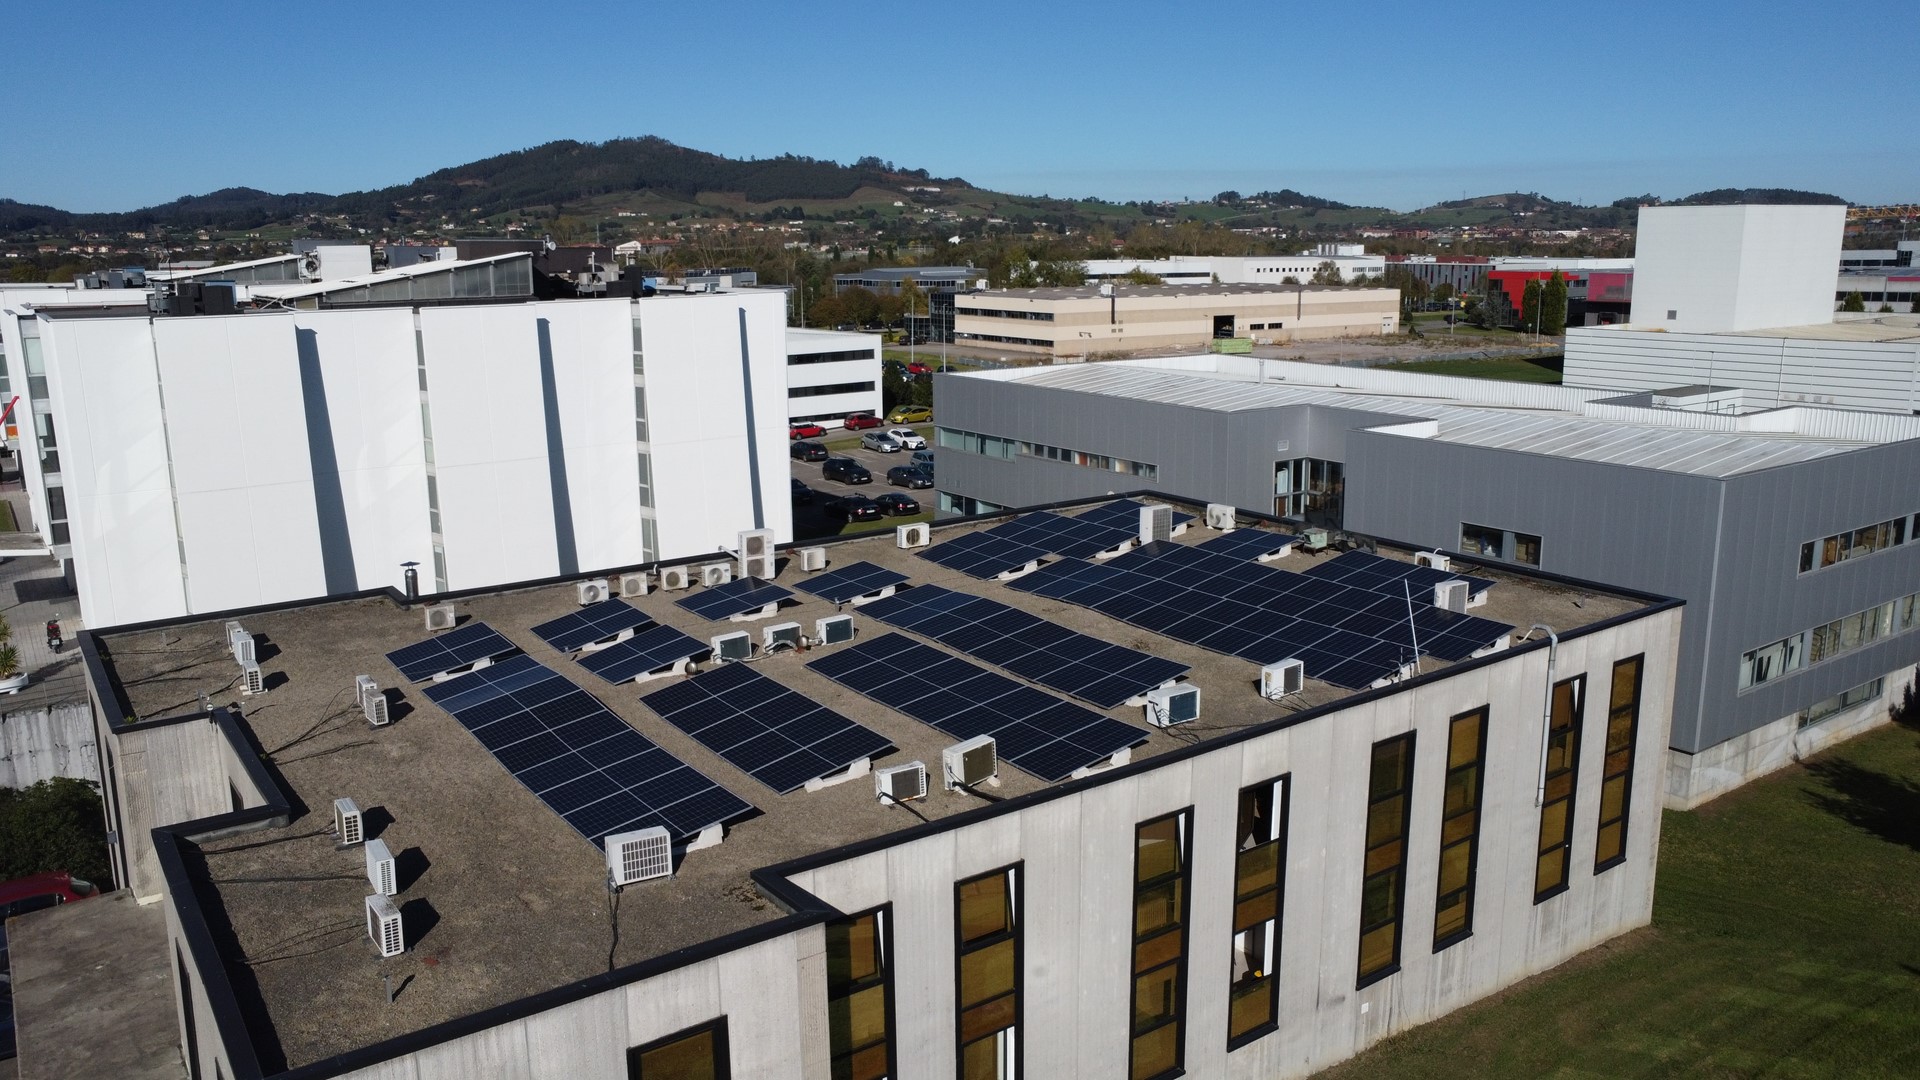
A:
[
  {"xmin": 294, "ymin": 328, "xmax": 358, "ymax": 593},
  {"xmin": 536, "ymin": 319, "xmax": 579, "ymax": 576},
  {"xmin": 737, "ymin": 308, "xmax": 765, "ymax": 529}
]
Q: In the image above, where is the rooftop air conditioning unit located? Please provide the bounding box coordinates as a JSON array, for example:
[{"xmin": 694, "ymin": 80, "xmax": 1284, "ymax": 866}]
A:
[
  {"xmin": 1206, "ymin": 503, "xmax": 1237, "ymax": 531},
  {"xmin": 365, "ymin": 838, "xmax": 397, "ymax": 896},
  {"xmin": 606, "ymin": 825, "xmax": 673, "ymax": 886},
  {"xmin": 1139, "ymin": 503, "xmax": 1173, "ymax": 544},
  {"xmin": 1301, "ymin": 528, "xmax": 1330, "ymax": 552},
  {"xmin": 363, "ymin": 690, "xmax": 391, "ymax": 727},
  {"xmin": 875, "ymin": 761, "xmax": 928, "ymax": 805},
  {"xmin": 355, "ymin": 675, "xmax": 378, "ymax": 711},
  {"xmin": 1260, "ymin": 658, "xmax": 1305, "ymax": 699},
  {"xmin": 225, "ymin": 620, "xmax": 248, "ymax": 655},
  {"xmin": 617, "ymin": 571, "xmax": 650, "ymax": 598},
  {"xmin": 798, "ymin": 546, "xmax": 829, "ymax": 572},
  {"xmin": 897, "ymin": 523, "xmax": 931, "ymax": 549},
  {"xmin": 763, "ymin": 621, "xmax": 803, "ymax": 653},
  {"xmin": 943, "ymin": 735, "xmax": 998, "ymax": 791},
  {"xmin": 333, "ymin": 798, "xmax": 364, "ymax": 847},
  {"xmin": 660, "ymin": 566, "xmax": 693, "ymax": 591},
  {"xmin": 300, "ymin": 251, "xmax": 323, "ymax": 281},
  {"xmin": 424, "ymin": 603, "xmax": 457, "ymax": 631},
  {"xmin": 577, "ymin": 579, "xmax": 610, "ymax": 605},
  {"xmin": 711, "ymin": 630, "xmax": 753, "ymax": 663},
  {"xmin": 366, "ymin": 894, "xmax": 404, "ymax": 958},
  {"xmin": 240, "ymin": 660, "xmax": 265, "ymax": 695},
  {"xmin": 813, "ymin": 614, "xmax": 855, "ymax": 647},
  {"xmin": 1414, "ymin": 551, "xmax": 1452, "ymax": 572},
  {"xmin": 1143, "ymin": 683, "xmax": 1202, "ymax": 727},
  {"xmin": 738, "ymin": 529, "xmax": 776, "ymax": 580},
  {"xmin": 700, "ymin": 563, "xmax": 734, "ymax": 588},
  {"xmin": 1434, "ymin": 580, "xmax": 1470, "ymax": 613}
]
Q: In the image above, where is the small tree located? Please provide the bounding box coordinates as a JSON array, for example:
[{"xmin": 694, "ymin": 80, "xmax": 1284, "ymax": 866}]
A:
[
  {"xmin": 1878, "ymin": 302, "xmax": 1895, "ymax": 313},
  {"xmin": 1841, "ymin": 291, "xmax": 1866, "ymax": 312},
  {"xmin": 0, "ymin": 777, "xmax": 111, "ymax": 886},
  {"xmin": 1519, "ymin": 280, "xmax": 1543, "ymax": 334},
  {"xmin": 1541, "ymin": 271, "xmax": 1569, "ymax": 336},
  {"xmin": 1310, "ymin": 260, "xmax": 1342, "ymax": 285},
  {"xmin": 0, "ymin": 612, "xmax": 16, "ymax": 679}
]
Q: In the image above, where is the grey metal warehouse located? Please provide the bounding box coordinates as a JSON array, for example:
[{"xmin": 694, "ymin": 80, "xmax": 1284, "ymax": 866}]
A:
[{"xmin": 932, "ymin": 356, "xmax": 1920, "ymax": 807}]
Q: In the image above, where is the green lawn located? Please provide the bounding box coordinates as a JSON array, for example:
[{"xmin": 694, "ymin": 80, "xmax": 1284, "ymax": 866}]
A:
[
  {"xmin": 1389, "ymin": 354, "xmax": 1564, "ymax": 384},
  {"xmin": 1319, "ymin": 712, "xmax": 1920, "ymax": 1080}
]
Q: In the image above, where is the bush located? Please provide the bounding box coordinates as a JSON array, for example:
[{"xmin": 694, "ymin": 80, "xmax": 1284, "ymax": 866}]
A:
[{"xmin": 0, "ymin": 777, "xmax": 111, "ymax": 886}]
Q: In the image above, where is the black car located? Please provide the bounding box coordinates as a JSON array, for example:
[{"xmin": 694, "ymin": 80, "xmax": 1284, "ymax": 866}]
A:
[
  {"xmin": 790, "ymin": 478, "xmax": 814, "ymax": 504},
  {"xmin": 886, "ymin": 465, "xmax": 933, "ymax": 489},
  {"xmin": 789, "ymin": 439, "xmax": 828, "ymax": 462},
  {"xmin": 824, "ymin": 495, "xmax": 884, "ymax": 523},
  {"xmin": 873, "ymin": 493, "xmax": 921, "ymax": 516},
  {"xmin": 822, "ymin": 457, "xmax": 871, "ymax": 484}
]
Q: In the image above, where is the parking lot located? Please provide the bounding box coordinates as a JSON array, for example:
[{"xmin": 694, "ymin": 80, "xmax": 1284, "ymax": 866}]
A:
[{"xmin": 788, "ymin": 422, "xmax": 935, "ymax": 538}]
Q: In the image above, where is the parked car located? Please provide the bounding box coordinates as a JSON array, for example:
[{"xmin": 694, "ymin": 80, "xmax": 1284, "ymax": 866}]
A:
[
  {"xmin": 887, "ymin": 465, "xmax": 934, "ymax": 489},
  {"xmin": 823, "ymin": 495, "xmax": 884, "ymax": 523},
  {"xmin": 789, "ymin": 439, "xmax": 828, "ymax": 462},
  {"xmin": 790, "ymin": 478, "xmax": 815, "ymax": 504},
  {"xmin": 789, "ymin": 422, "xmax": 827, "ymax": 439},
  {"xmin": 0, "ymin": 872, "xmax": 97, "ymax": 922},
  {"xmin": 905, "ymin": 361, "xmax": 932, "ymax": 376},
  {"xmin": 884, "ymin": 427, "xmax": 927, "ymax": 450},
  {"xmin": 844, "ymin": 412, "xmax": 885, "ymax": 430},
  {"xmin": 860, "ymin": 431, "xmax": 902, "ymax": 453},
  {"xmin": 909, "ymin": 449, "xmax": 935, "ymax": 470},
  {"xmin": 887, "ymin": 405, "xmax": 932, "ymax": 424},
  {"xmin": 821, "ymin": 457, "xmax": 872, "ymax": 484},
  {"xmin": 873, "ymin": 493, "xmax": 921, "ymax": 516}
]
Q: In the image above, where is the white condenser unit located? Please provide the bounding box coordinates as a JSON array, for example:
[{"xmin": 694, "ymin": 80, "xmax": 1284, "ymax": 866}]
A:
[
  {"xmin": 943, "ymin": 735, "xmax": 998, "ymax": 791},
  {"xmin": 798, "ymin": 546, "xmax": 829, "ymax": 572},
  {"xmin": 618, "ymin": 571, "xmax": 650, "ymax": 598},
  {"xmin": 700, "ymin": 563, "xmax": 734, "ymax": 587},
  {"xmin": 738, "ymin": 529, "xmax": 777, "ymax": 580},
  {"xmin": 1206, "ymin": 503, "xmax": 1237, "ymax": 531},
  {"xmin": 1139, "ymin": 503, "xmax": 1173, "ymax": 543},
  {"xmin": 762, "ymin": 622, "xmax": 803, "ymax": 653},
  {"xmin": 1434, "ymin": 580, "xmax": 1470, "ymax": 613},
  {"xmin": 227, "ymin": 622, "xmax": 254, "ymax": 664},
  {"xmin": 606, "ymin": 826, "xmax": 674, "ymax": 886},
  {"xmin": 896, "ymin": 523, "xmax": 931, "ymax": 549},
  {"xmin": 363, "ymin": 691, "xmax": 390, "ymax": 727},
  {"xmin": 333, "ymin": 798, "xmax": 364, "ymax": 846},
  {"xmin": 1414, "ymin": 551, "xmax": 1452, "ymax": 572},
  {"xmin": 424, "ymin": 603, "xmax": 457, "ymax": 631},
  {"xmin": 814, "ymin": 614, "xmax": 855, "ymax": 646},
  {"xmin": 1143, "ymin": 684, "xmax": 1202, "ymax": 727},
  {"xmin": 577, "ymin": 579, "xmax": 610, "ymax": 605},
  {"xmin": 1261, "ymin": 658, "xmax": 1305, "ymax": 699},
  {"xmin": 355, "ymin": 675, "xmax": 378, "ymax": 710},
  {"xmin": 660, "ymin": 566, "xmax": 693, "ymax": 591},
  {"xmin": 875, "ymin": 761, "xmax": 928, "ymax": 805},
  {"xmin": 366, "ymin": 895, "xmax": 404, "ymax": 958},
  {"xmin": 240, "ymin": 660, "xmax": 265, "ymax": 695},
  {"xmin": 365, "ymin": 838, "xmax": 397, "ymax": 896},
  {"xmin": 711, "ymin": 631, "xmax": 753, "ymax": 663}
]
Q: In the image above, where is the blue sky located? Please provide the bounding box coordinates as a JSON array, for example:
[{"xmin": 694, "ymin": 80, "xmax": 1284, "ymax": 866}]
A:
[{"xmin": 3, "ymin": 0, "xmax": 1909, "ymax": 213}]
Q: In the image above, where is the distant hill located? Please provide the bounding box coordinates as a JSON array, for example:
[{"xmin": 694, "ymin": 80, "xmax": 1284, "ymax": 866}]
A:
[{"xmin": 1672, "ymin": 188, "xmax": 1847, "ymax": 206}]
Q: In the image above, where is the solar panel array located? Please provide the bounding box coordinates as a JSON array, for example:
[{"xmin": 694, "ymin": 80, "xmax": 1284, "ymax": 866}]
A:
[
  {"xmin": 386, "ymin": 622, "xmax": 518, "ymax": 683},
  {"xmin": 422, "ymin": 654, "xmax": 752, "ymax": 846},
  {"xmin": 675, "ymin": 577, "xmax": 796, "ymax": 621},
  {"xmin": 1073, "ymin": 498, "xmax": 1196, "ymax": 531},
  {"xmin": 793, "ymin": 560, "xmax": 909, "ymax": 604},
  {"xmin": 859, "ymin": 585, "xmax": 1188, "ymax": 707},
  {"xmin": 808, "ymin": 633, "xmax": 1148, "ymax": 781},
  {"xmin": 1301, "ymin": 550, "xmax": 1496, "ymax": 600},
  {"xmin": 916, "ymin": 511, "xmax": 1128, "ymax": 578},
  {"xmin": 1193, "ymin": 529, "xmax": 1297, "ymax": 561},
  {"xmin": 530, "ymin": 599, "xmax": 656, "ymax": 653},
  {"xmin": 1010, "ymin": 542, "xmax": 1513, "ymax": 689},
  {"xmin": 641, "ymin": 664, "xmax": 894, "ymax": 794},
  {"xmin": 579, "ymin": 624, "xmax": 709, "ymax": 684}
]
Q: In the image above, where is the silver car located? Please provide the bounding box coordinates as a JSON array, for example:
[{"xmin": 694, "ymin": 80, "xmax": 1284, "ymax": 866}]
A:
[{"xmin": 860, "ymin": 431, "xmax": 902, "ymax": 453}]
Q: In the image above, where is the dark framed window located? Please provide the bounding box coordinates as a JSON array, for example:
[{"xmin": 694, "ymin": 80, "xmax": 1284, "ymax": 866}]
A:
[
  {"xmin": 1229, "ymin": 776, "xmax": 1289, "ymax": 1048},
  {"xmin": 1434, "ymin": 707, "xmax": 1489, "ymax": 949},
  {"xmin": 1594, "ymin": 657, "xmax": 1644, "ymax": 873},
  {"xmin": 956, "ymin": 865, "xmax": 1021, "ymax": 1080},
  {"xmin": 1535, "ymin": 675, "xmax": 1586, "ymax": 901},
  {"xmin": 1358, "ymin": 734, "xmax": 1415, "ymax": 987},
  {"xmin": 1131, "ymin": 810, "xmax": 1192, "ymax": 1080},
  {"xmin": 827, "ymin": 907, "xmax": 893, "ymax": 1080},
  {"xmin": 628, "ymin": 1017, "xmax": 730, "ymax": 1080}
]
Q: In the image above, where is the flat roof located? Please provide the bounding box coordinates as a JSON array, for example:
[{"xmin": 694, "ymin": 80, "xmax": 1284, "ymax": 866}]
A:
[
  {"xmin": 1725, "ymin": 314, "xmax": 1920, "ymax": 342},
  {"xmin": 963, "ymin": 283, "xmax": 1372, "ymax": 302},
  {"xmin": 94, "ymin": 497, "xmax": 1639, "ymax": 1070}
]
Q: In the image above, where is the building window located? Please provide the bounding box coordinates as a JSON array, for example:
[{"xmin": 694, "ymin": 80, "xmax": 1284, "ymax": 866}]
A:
[
  {"xmin": 1535, "ymin": 676, "xmax": 1586, "ymax": 901},
  {"xmin": 1274, "ymin": 458, "xmax": 1344, "ymax": 527},
  {"xmin": 1739, "ymin": 632, "xmax": 1805, "ymax": 689},
  {"xmin": 1434, "ymin": 707, "xmax": 1489, "ymax": 949},
  {"xmin": 792, "ymin": 381, "xmax": 878, "ymax": 398},
  {"xmin": 628, "ymin": 1018, "xmax": 730, "ymax": 1080},
  {"xmin": 1746, "ymin": 589, "xmax": 1920, "ymax": 691},
  {"xmin": 1459, "ymin": 522, "xmax": 1540, "ymax": 566},
  {"xmin": 1358, "ymin": 734, "xmax": 1415, "ymax": 987},
  {"xmin": 789, "ymin": 348, "xmax": 879, "ymax": 365},
  {"xmin": 1229, "ymin": 776, "xmax": 1289, "ymax": 1047},
  {"xmin": 1017, "ymin": 439, "xmax": 1157, "ymax": 480},
  {"xmin": 1803, "ymin": 677, "xmax": 1885, "ymax": 728},
  {"xmin": 1595, "ymin": 657, "xmax": 1644, "ymax": 873},
  {"xmin": 1131, "ymin": 810, "xmax": 1191, "ymax": 1080},
  {"xmin": 1799, "ymin": 515, "xmax": 1909, "ymax": 573},
  {"xmin": 937, "ymin": 426, "xmax": 1017, "ymax": 461},
  {"xmin": 827, "ymin": 908, "xmax": 893, "ymax": 1080},
  {"xmin": 957, "ymin": 866, "xmax": 1020, "ymax": 1080}
]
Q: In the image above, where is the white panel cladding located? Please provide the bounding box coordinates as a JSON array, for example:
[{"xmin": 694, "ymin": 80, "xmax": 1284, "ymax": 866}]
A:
[
  {"xmin": 418, "ymin": 305, "xmax": 560, "ymax": 589},
  {"xmin": 411, "ymin": 1023, "xmax": 532, "ymax": 1080},
  {"xmin": 532, "ymin": 299, "xmax": 643, "ymax": 571},
  {"xmin": 1563, "ymin": 326, "xmax": 1920, "ymax": 414},
  {"xmin": 39, "ymin": 315, "xmax": 188, "ymax": 626},
  {"xmin": 295, "ymin": 306, "xmax": 433, "ymax": 593},
  {"xmin": 519, "ymin": 986, "xmax": 626, "ymax": 1080}
]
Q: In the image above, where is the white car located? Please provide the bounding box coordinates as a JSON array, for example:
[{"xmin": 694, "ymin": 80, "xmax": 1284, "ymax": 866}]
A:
[
  {"xmin": 860, "ymin": 431, "xmax": 902, "ymax": 453},
  {"xmin": 885, "ymin": 427, "xmax": 927, "ymax": 450}
]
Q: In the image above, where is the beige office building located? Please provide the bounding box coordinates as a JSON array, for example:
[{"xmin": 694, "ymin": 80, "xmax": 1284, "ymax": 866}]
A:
[{"xmin": 954, "ymin": 283, "xmax": 1400, "ymax": 358}]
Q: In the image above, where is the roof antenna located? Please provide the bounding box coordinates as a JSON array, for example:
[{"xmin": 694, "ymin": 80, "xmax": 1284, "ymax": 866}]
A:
[{"xmin": 1401, "ymin": 581, "xmax": 1423, "ymax": 678}]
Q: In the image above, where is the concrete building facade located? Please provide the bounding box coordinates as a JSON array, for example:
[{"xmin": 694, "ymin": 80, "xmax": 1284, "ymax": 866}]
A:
[
  {"xmin": 785, "ymin": 327, "xmax": 883, "ymax": 427},
  {"xmin": 953, "ymin": 284, "xmax": 1400, "ymax": 358}
]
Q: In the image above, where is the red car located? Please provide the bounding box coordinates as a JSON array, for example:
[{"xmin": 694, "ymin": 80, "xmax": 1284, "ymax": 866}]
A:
[
  {"xmin": 905, "ymin": 361, "xmax": 932, "ymax": 376},
  {"xmin": 789, "ymin": 422, "xmax": 827, "ymax": 439},
  {"xmin": 844, "ymin": 413, "xmax": 884, "ymax": 430},
  {"xmin": 0, "ymin": 871, "xmax": 98, "ymax": 918}
]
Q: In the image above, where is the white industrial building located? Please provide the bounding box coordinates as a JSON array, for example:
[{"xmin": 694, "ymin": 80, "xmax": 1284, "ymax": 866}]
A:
[
  {"xmin": 785, "ymin": 327, "xmax": 883, "ymax": 427},
  {"xmin": 1081, "ymin": 249, "xmax": 1389, "ymax": 285}
]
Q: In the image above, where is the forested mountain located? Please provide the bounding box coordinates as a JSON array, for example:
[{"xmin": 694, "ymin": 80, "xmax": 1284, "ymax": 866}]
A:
[{"xmin": 1671, "ymin": 188, "xmax": 1849, "ymax": 205}]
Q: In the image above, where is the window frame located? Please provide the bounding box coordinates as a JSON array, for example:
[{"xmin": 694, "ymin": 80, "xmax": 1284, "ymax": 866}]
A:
[
  {"xmin": 1227, "ymin": 775, "xmax": 1290, "ymax": 1051},
  {"xmin": 1594, "ymin": 657, "xmax": 1644, "ymax": 875},
  {"xmin": 1130, "ymin": 808, "xmax": 1194, "ymax": 1080},
  {"xmin": 1534, "ymin": 675, "xmax": 1586, "ymax": 902},
  {"xmin": 1433, "ymin": 707, "xmax": 1489, "ymax": 952},
  {"xmin": 1357, "ymin": 733, "xmax": 1416, "ymax": 989},
  {"xmin": 954, "ymin": 863, "xmax": 1023, "ymax": 1080},
  {"xmin": 825, "ymin": 905, "xmax": 896, "ymax": 1080},
  {"xmin": 627, "ymin": 1016, "xmax": 732, "ymax": 1080}
]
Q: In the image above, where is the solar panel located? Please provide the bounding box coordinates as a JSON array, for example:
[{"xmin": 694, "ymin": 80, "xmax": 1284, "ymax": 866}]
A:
[
  {"xmin": 579, "ymin": 624, "xmax": 708, "ymax": 684},
  {"xmin": 859, "ymin": 585, "xmax": 1188, "ymax": 707},
  {"xmin": 807, "ymin": 633, "xmax": 1147, "ymax": 781},
  {"xmin": 1074, "ymin": 499, "xmax": 1196, "ymax": 530},
  {"xmin": 1301, "ymin": 550, "xmax": 1496, "ymax": 599},
  {"xmin": 642, "ymin": 664, "xmax": 894, "ymax": 794},
  {"xmin": 423, "ymin": 654, "xmax": 753, "ymax": 846},
  {"xmin": 675, "ymin": 577, "xmax": 796, "ymax": 621},
  {"xmin": 529, "ymin": 599, "xmax": 657, "ymax": 653},
  {"xmin": 1193, "ymin": 529, "xmax": 1297, "ymax": 561},
  {"xmin": 794, "ymin": 561, "xmax": 910, "ymax": 604},
  {"xmin": 385, "ymin": 621, "xmax": 518, "ymax": 683}
]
